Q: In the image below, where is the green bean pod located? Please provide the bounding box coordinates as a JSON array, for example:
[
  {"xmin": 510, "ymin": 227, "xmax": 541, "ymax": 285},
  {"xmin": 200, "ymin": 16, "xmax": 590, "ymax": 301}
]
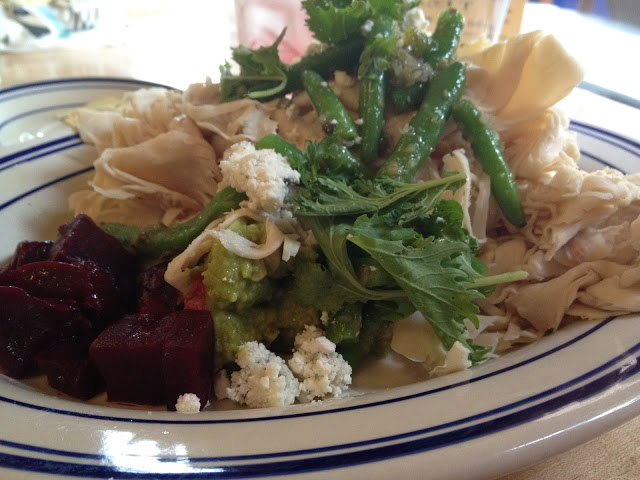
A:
[
  {"xmin": 451, "ymin": 100, "xmax": 527, "ymax": 227},
  {"xmin": 358, "ymin": 15, "xmax": 393, "ymax": 164},
  {"xmin": 358, "ymin": 68, "xmax": 388, "ymax": 164},
  {"xmin": 101, "ymin": 187, "xmax": 246, "ymax": 256},
  {"xmin": 285, "ymin": 37, "xmax": 365, "ymax": 94},
  {"xmin": 390, "ymin": 9, "xmax": 465, "ymax": 112},
  {"xmin": 390, "ymin": 82, "xmax": 428, "ymax": 113},
  {"xmin": 255, "ymin": 133, "xmax": 307, "ymax": 173},
  {"xmin": 377, "ymin": 61, "xmax": 467, "ymax": 181},
  {"xmin": 424, "ymin": 9, "xmax": 465, "ymax": 68},
  {"xmin": 301, "ymin": 69, "xmax": 359, "ymax": 143},
  {"xmin": 319, "ymin": 136, "xmax": 369, "ymax": 180}
]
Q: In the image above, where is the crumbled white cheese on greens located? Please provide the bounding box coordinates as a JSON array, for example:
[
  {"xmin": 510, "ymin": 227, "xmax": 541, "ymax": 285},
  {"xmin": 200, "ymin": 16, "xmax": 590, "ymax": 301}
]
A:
[{"xmin": 219, "ymin": 141, "xmax": 300, "ymax": 213}]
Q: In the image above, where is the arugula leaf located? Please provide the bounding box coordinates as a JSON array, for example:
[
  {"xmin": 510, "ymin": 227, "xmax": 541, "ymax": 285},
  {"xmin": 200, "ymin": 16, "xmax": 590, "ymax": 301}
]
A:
[
  {"xmin": 348, "ymin": 216, "xmax": 488, "ymax": 362},
  {"xmin": 294, "ymin": 171, "xmax": 466, "ymax": 222},
  {"xmin": 303, "ymin": 0, "xmax": 372, "ymax": 44},
  {"xmin": 305, "ymin": 216, "xmax": 404, "ymax": 302}
]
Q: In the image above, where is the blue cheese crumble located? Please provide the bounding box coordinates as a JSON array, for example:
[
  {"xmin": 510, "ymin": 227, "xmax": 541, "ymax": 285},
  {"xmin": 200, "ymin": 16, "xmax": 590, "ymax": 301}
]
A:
[
  {"xmin": 175, "ymin": 393, "xmax": 202, "ymax": 413},
  {"xmin": 219, "ymin": 141, "xmax": 300, "ymax": 213},
  {"xmin": 288, "ymin": 326, "xmax": 352, "ymax": 403},
  {"xmin": 224, "ymin": 341, "xmax": 300, "ymax": 408}
]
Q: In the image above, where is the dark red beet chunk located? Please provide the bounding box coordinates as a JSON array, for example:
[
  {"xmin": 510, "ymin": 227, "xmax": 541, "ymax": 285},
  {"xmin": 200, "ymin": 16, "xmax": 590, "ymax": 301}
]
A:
[
  {"xmin": 3, "ymin": 261, "xmax": 120, "ymax": 328},
  {"xmin": 90, "ymin": 310, "xmax": 214, "ymax": 410},
  {"xmin": 162, "ymin": 310, "xmax": 214, "ymax": 411},
  {"xmin": 50, "ymin": 214, "xmax": 136, "ymax": 277},
  {"xmin": 49, "ymin": 214, "xmax": 139, "ymax": 307},
  {"xmin": 36, "ymin": 336, "xmax": 105, "ymax": 400},
  {"xmin": 89, "ymin": 314, "xmax": 166, "ymax": 405},
  {"xmin": 6, "ymin": 241, "xmax": 53, "ymax": 271},
  {"xmin": 0, "ymin": 286, "xmax": 91, "ymax": 378}
]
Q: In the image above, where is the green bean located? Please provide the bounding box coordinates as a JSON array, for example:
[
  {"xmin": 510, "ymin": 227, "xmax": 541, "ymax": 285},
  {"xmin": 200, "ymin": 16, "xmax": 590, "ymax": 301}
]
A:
[
  {"xmin": 390, "ymin": 9, "xmax": 464, "ymax": 112},
  {"xmin": 377, "ymin": 61, "xmax": 466, "ymax": 181},
  {"xmin": 318, "ymin": 136, "xmax": 369, "ymax": 180},
  {"xmin": 359, "ymin": 67, "xmax": 388, "ymax": 164},
  {"xmin": 358, "ymin": 16, "xmax": 393, "ymax": 164},
  {"xmin": 284, "ymin": 37, "xmax": 365, "ymax": 95},
  {"xmin": 389, "ymin": 82, "xmax": 428, "ymax": 113},
  {"xmin": 301, "ymin": 69, "xmax": 359, "ymax": 143},
  {"xmin": 101, "ymin": 187, "xmax": 246, "ymax": 256},
  {"xmin": 451, "ymin": 100, "xmax": 527, "ymax": 227},
  {"xmin": 255, "ymin": 134, "xmax": 307, "ymax": 173},
  {"xmin": 424, "ymin": 9, "xmax": 465, "ymax": 68}
]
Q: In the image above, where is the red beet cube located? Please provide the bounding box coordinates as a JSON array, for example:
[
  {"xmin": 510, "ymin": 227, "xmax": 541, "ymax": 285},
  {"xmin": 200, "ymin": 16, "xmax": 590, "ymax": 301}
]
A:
[
  {"xmin": 50, "ymin": 214, "xmax": 136, "ymax": 277},
  {"xmin": 4, "ymin": 261, "xmax": 120, "ymax": 328},
  {"xmin": 0, "ymin": 286, "xmax": 91, "ymax": 378},
  {"xmin": 7, "ymin": 241, "xmax": 53, "ymax": 270},
  {"xmin": 90, "ymin": 310, "xmax": 214, "ymax": 410},
  {"xmin": 36, "ymin": 336, "xmax": 105, "ymax": 400},
  {"xmin": 89, "ymin": 314, "xmax": 166, "ymax": 405},
  {"xmin": 161, "ymin": 310, "xmax": 214, "ymax": 411}
]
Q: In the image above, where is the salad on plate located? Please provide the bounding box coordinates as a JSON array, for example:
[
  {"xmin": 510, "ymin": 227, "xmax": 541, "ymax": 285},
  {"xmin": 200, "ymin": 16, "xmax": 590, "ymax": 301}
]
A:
[{"xmin": 2, "ymin": 0, "xmax": 640, "ymax": 414}]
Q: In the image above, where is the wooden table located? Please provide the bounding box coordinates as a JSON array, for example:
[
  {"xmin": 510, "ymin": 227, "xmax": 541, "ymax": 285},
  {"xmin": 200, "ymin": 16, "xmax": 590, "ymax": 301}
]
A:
[{"xmin": 2, "ymin": 3, "xmax": 640, "ymax": 479}]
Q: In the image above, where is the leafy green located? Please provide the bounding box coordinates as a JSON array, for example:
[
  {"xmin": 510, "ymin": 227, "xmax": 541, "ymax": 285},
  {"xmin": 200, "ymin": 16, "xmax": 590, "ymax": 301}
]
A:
[
  {"xmin": 220, "ymin": 30, "xmax": 287, "ymax": 100},
  {"xmin": 294, "ymin": 171, "xmax": 466, "ymax": 225},
  {"xmin": 303, "ymin": 0, "xmax": 372, "ymax": 44},
  {"xmin": 348, "ymin": 216, "xmax": 489, "ymax": 362}
]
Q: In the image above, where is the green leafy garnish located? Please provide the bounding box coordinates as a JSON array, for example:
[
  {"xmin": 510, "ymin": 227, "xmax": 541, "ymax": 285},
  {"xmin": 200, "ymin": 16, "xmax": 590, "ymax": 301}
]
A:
[{"xmin": 303, "ymin": 0, "xmax": 372, "ymax": 44}]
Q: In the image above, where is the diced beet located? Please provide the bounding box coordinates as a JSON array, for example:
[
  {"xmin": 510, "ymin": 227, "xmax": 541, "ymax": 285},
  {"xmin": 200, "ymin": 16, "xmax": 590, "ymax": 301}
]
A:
[
  {"xmin": 89, "ymin": 314, "xmax": 166, "ymax": 405},
  {"xmin": 90, "ymin": 310, "xmax": 214, "ymax": 410},
  {"xmin": 49, "ymin": 214, "xmax": 139, "ymax": 308},
  {"xmin": 36, "ymin": 336, "xmax": 105, "ymax": 400},
  {"xmin": 161, "ymin": 310, "xmax": 213, "ymax": 411},
  {"xmin": 8, "ymin": 241, "xmax": 53, "ymax": 270},
  {"xmin": 51, "ymin": 214, "xmax": 135, "ymax": 275},
  {"xmin": 137, "ymin": 263, "xmax": 179, "ymax": 317},
  {"xmin": 0, "ymin": 286, "xmax": 91, "ymax": 378},
  {"xmin": 5, "ymin": 261, "xmax": 121, "ymax": 327}
]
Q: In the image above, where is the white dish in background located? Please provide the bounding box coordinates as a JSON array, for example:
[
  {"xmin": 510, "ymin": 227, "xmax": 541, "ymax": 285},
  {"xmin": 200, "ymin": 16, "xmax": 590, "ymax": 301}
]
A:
[{"xmin": 1, "ymin": 78, "xmax": 640, "ymax": 480}]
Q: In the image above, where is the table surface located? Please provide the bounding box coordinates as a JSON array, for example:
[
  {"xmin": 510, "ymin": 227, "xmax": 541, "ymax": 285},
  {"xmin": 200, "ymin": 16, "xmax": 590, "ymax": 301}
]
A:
[{"xmin": 2, "ymin": 2, "xmax": 640, "ymax": 479}]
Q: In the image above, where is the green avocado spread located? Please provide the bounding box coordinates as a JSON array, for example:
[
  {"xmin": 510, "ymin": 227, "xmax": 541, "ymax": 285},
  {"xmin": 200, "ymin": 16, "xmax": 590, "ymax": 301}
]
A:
[{"xmin": 200, "ymin": 219, "xmax": 318, "ymax": 367}]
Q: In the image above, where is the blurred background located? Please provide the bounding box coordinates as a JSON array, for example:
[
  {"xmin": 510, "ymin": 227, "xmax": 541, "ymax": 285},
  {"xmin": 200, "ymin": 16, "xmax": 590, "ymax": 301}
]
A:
[{"xmin": 0, "ymin": 0, "xmax": 639, "ymax": 101}]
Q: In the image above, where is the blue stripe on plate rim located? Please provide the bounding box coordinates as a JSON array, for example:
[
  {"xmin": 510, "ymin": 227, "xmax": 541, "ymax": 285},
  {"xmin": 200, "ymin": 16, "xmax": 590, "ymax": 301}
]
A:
[
  {"xmin": 1, "ymin": 119, "xmax": 639, "ymax": 476},
  {"xmin": 0, "ymin": 340, "xmax": 638, "ymax": 478},
  {"xmin": 0, "ymin": 77, "xmax": 176, "ymax": 104},
  {"xmin": 0, "ymin": 102, "xmax": 85, "ymax": 132}
]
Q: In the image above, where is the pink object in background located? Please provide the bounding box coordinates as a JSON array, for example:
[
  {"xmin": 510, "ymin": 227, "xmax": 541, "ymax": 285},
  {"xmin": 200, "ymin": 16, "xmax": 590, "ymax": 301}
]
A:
[{"xmin": 235, "ymin": 0, "xmax": 315, "ymax": 64}]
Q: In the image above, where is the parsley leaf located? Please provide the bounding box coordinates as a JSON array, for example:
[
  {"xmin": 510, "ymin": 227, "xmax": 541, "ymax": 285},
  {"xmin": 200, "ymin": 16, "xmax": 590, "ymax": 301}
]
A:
[
  {"xmin": 303, "ymin": 0, "xmax": 372, "ymax": 44},
  {"xmin": 220, "ymin": 30, "xmax": 288, "ymax": 100}
]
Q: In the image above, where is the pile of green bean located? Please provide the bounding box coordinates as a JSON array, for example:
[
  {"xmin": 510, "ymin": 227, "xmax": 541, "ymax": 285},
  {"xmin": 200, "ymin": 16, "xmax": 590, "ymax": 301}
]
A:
[{"xmin": 258, "ymin": 8, "xmax": 526, "ymax": 228}]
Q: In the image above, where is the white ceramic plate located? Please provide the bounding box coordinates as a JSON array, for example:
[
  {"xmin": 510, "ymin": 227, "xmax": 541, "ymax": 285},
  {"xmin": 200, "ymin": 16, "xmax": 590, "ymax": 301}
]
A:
[{"xmin": 1, "ymin": 78, "xmax": 640, "ymax": 480}]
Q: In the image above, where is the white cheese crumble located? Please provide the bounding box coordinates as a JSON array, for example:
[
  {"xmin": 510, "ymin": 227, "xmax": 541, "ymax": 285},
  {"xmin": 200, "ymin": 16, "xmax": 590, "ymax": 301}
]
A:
[
  {"xmin": 288, "ymin": 326, "xmax": 352, "ymax": 403},
  {"xmin": 225, "ymin": 341, "xmax": 300, "ymax": 408},
  {"xmin": 219, "ymin": 141, "xmax": 300, "ymax": 213},
  {"xmin": 175, "ymin": 393, "xmax": 202, "ymax": 413}
]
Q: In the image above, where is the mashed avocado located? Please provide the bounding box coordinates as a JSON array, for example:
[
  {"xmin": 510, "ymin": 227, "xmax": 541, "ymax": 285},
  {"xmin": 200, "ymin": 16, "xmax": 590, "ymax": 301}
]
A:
[{"xmin": 202, "ymin": 219, "xmax": 319, "ymax": 367}]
